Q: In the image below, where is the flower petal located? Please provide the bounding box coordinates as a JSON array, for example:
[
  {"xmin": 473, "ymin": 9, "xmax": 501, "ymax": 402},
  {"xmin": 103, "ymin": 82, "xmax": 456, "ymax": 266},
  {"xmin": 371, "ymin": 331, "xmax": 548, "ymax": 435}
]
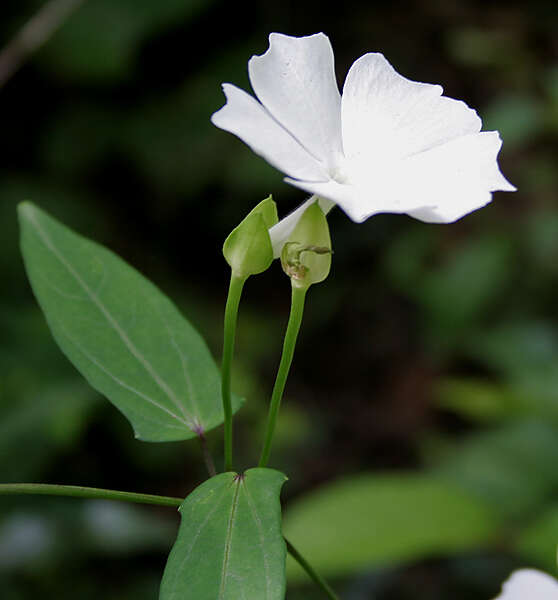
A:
[
  {"xmin": 284, "ymin": 178, "xmax": 374, "ymax": 223},
  {"xmin": 495, "ymin": 569, "xmax": 558, "ymax": 599},
  {"xmin": 268, "ymin": 196, "xmax": 335, "ymax": 257},
  {"xmin": 341, "ymin": 53, "xmax": 482, "ymax": 162},
  {"xmin": 248, "ymin": 33, "xmax": 343, "ymax": 172},
  {"xmin": 404, "ymin": 131, "xmax": 516, "ymax": 223},
  {"xmin": 211, "ymin": 83, "xmax": 328, "ymax": 182},
  {"xmin": 287, "ymin": 132, "xmax": 514, "ymax": 224}
]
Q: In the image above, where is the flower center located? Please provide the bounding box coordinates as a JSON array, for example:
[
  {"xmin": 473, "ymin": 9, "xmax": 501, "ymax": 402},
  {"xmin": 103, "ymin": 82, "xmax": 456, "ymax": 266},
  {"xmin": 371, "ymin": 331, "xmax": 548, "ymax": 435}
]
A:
[{"xmin": 328, "ymin": 163, "xmax": 351, "ymax": 184}]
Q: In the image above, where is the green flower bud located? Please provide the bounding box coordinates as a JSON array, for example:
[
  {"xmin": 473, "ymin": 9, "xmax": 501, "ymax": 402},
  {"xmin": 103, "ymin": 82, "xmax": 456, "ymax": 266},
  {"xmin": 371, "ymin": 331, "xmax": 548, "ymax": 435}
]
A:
[
  {"xmin": 223, "ymin": 196, "xmax": 278, "ymax": 278},
  {"xmin": 280, "ymin": 203, "xmax": 332, "ymax": 289}
]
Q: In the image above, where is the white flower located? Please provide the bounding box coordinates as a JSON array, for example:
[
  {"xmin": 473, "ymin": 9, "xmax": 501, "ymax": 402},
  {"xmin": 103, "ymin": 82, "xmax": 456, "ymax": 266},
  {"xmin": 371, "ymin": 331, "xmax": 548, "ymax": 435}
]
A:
[
  {"xmin": 211, "ymin": 32, "xmax": 515, "ymax": 253},
  {"xmin": 495, "ymin": 569, "xmax": 558, "ymax": 599}
]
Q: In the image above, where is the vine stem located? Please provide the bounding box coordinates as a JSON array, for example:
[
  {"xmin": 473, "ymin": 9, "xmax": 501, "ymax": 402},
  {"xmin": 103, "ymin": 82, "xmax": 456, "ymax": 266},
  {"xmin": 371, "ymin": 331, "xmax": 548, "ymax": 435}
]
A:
[
  {"xmin": 0, "ymin": 483, "xmax": 182, "ymax": 507},
  {"xmin": 258, "ymin": 284, "xmax": 307, "ymax": 467},
  {"xmin": 0, "ymin": 0, "xmax": 86, "ymax": 88},
  {"xmin": 197, "ymin": 431, "xmax": 216, "ymax": 478},
  {"xmin": 221, "ymin": 272, "xmax": 246, "ymax": 472},
  {"xmin": 0, "ymin": 483, "xmax": 338, "ymax": 598},
  {"xmin": 285, "ymin": 538, "xmax": 340, "ymax": 600}
]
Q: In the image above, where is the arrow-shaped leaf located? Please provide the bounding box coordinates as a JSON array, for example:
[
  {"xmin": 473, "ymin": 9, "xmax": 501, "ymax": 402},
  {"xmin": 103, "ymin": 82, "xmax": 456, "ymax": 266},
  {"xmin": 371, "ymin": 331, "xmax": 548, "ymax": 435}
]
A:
[
  {"xmin": 160, "ymin": 468, "xmax": 287, "ymax": 600},
  {"xmin": 18, "ymin": 202, "xmax": 241, "ymax": 442}
]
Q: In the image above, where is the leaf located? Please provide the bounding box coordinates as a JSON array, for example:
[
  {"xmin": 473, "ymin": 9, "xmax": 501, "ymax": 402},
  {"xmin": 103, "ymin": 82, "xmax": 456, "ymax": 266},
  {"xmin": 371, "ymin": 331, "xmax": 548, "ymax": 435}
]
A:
[
  {"xmin": 18, "ymin": 202, "xmax": 240, "ymax": 442},
  {"xmin": 282, "ymin": 473, "xmax": 497, "ymax": 581},
  {"xmin": 160, "ymin": 468, "xmax": 287, "ymax": 600}
]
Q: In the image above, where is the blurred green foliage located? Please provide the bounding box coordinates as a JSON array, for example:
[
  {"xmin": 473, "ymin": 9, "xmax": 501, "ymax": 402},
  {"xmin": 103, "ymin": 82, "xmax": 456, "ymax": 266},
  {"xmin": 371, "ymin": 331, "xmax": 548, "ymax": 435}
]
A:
[
  {"xmin": 284, "ymin": 474, "xmax": 498, "ymax": 581},
  {"xmin": 1, "ymin": 0, "xmax": 557, "ymax": 598}
]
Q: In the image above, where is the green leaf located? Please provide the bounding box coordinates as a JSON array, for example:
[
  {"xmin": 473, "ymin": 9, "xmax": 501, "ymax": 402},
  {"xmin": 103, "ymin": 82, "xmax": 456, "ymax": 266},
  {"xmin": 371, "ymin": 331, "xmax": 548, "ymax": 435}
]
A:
[
  {"xmin": 160, "ymin": 468, "xmax": 287, "ymax": 600},
  {"xmin": 18, "ymin": 202, "xmax": 240, "ymax": 442},
  {"xmin": 283, "ymin": 473, "xmax": 497, "ymax": 581}
]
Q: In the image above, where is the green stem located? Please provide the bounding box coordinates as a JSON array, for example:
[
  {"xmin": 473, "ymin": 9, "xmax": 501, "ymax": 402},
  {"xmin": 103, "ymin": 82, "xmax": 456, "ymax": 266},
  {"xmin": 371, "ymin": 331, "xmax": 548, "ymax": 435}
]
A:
[
  {"xmin": 258, "ymin": 284, "xmax": 307, "ymax": 467},
  {"xmin": 285, "ymin": 538, "xmax": 339, "ymax": 600},
  {"xmin": 222, "ymin": 272, "xmax": 247, "ymax": 472},
  {"xmin": 197, "ymin": 432, "xmax": 216, "ymax": 478},
  {"xmin": 0, "ymin": 483, "xmax": 182, "ymax": 507},
  {"xmin": 0, "ymin": 485, "xmax": 337, "ymax": 598}
]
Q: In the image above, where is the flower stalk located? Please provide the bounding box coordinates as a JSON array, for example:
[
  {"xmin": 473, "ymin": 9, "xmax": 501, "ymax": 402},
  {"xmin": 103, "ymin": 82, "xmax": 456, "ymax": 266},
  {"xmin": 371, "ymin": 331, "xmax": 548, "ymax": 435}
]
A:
[
  {"xmin": 221, "ymin": 272, "xmax": 246, "ymax": 472},
  {"xmin": 258, "ymin": 284, "xmax": 307, "ymax": 467},
  {"xmin": 221, "ymin": 196, "xmax": 279, "ymax": 472}
]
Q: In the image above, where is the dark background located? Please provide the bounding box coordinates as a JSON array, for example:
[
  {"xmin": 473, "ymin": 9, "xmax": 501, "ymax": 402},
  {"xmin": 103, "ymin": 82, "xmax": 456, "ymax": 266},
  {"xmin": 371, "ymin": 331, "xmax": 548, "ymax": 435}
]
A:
[{"xmin": 1, "ymin": 0, "xmax": 557, "ymax": 598}]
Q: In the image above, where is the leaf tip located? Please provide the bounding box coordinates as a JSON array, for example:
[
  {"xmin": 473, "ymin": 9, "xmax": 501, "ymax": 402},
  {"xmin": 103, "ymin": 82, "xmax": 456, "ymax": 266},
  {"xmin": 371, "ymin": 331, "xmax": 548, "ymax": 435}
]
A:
[{"xmin": 17, "ymin": 201, "xmax": 36, "ymax": 220}]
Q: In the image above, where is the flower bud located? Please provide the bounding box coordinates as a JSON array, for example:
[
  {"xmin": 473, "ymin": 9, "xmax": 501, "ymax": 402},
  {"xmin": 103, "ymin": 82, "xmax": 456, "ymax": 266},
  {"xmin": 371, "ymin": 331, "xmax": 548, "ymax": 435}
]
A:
[
  {"xmin": 223, "ymin": 196, "xmax": 279, "ymax": 278},
  {"xmin": 280, "ymin": 203, "xmax": 332, "ymax": 289}
]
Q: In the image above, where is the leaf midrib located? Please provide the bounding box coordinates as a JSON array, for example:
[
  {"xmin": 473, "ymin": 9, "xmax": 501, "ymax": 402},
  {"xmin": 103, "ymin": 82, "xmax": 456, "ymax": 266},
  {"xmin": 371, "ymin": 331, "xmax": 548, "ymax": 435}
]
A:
[
  {"xmin": 26, "ymin": 209, "xmax": 195, "ymax": 430},
  {"xmin": 219, "ymin": 477, "xmax": 242, "ymax": 599}
]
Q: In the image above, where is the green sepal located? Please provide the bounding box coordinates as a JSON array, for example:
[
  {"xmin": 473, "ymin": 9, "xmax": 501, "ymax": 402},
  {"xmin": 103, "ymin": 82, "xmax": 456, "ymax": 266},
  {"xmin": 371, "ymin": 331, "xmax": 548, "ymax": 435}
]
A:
[
  {"xmin": 280, "ymin": 203, "xmax": 332, "ymax": 289},
  {"xmin": 223, "ymin": 196, "xmax": 278, "ymax": 278}
]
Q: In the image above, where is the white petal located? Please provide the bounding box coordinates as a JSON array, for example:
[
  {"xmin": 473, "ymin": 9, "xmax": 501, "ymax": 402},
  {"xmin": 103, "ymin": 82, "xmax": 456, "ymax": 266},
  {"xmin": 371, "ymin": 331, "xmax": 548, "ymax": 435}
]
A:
[
  {"xmin": 286, "ymin": 175, "xmax": 436, "ymax": 223},
  {"xmin": 285, "ymin": 178, "xmax": 376, "ymax": 223},
  {"xmin": 404, "ymin": 131, "xmax": 516, "ymax": 223},
  {"xmin": 495, "ymin": 569, "xmax": 558, "ymax": 599},
  {"xmin": 211, "ymin": 84, "xmax": 328, "ymax": 182},
  {"xmin": 249, "ymin": 33, "xmax": 343, "ymax": 172},
  {"xmin": 269, "ymin": 196, "xmax": 335, "ymax": 257},
  {"xmin": 287, "ymin": 132, "xmax": 514, "ymax": 224},
  {"xmin": 341, "ymin": 53, "xmax": 482, "ymax": 162}
]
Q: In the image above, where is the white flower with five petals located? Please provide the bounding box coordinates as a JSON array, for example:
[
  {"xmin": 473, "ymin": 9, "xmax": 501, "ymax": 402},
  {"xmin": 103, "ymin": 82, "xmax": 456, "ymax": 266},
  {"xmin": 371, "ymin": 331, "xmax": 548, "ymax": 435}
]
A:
[
  {"xmin": 495, "ymin": 569, "xmax": 558, "ymax": 599},
  {"xmin": 211, "ymin": 32, "xmax": 515, "ymax": 253}
]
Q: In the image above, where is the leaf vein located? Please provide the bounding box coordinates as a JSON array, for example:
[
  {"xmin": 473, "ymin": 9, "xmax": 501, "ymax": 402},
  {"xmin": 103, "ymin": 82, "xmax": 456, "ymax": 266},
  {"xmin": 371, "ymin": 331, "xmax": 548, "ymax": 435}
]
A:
[
  {"xmin": 143, "ymin": 293, "xmax": 202, "ymax": 426},
  {"xmin": 27, "ymin": 210, "xmax": 195, "ymax": 430},
  {"xmin": 219, "ymin": 477, "xmax": 242, "ymax": 599},
  {"xmin": 59, "ymin": 323, "xmax": 190, "ymax": 429}
]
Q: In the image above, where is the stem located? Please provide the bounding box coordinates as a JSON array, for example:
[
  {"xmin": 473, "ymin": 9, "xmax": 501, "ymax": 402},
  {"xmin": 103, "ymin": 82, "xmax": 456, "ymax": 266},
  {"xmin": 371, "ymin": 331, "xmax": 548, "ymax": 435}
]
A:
[
  {"xmin": 0, "ymin": 483, "xmax": 182, "ymax": 507},
  {"xmin": 221, "ymin": 272, "xmax": 246, "ymax": 472},
  {"xmin": 258, "ymin": 284, "xmax": 307, "ymax": 467},
  {"xmin": 197, "ymin": 432, "xmax": 216, "ymax": 478},
  {"xmin": 0, "ymin": 0, "xmax": 86, "ymax": 88},
  {"xmin": 0, "ymin": 487, "xmax": 338, "ymax": 597},
  {"xmin": 286, "ymin": 538, "xmax": 339, "ymax": 600}
]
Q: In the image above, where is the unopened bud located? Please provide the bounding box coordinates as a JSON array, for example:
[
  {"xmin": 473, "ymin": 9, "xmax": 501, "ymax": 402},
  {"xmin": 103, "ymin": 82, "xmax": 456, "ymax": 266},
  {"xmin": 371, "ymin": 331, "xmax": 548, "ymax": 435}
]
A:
[{"xmin": 223, "ymin": 196, "xmax": 278, "ymax": 278}]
